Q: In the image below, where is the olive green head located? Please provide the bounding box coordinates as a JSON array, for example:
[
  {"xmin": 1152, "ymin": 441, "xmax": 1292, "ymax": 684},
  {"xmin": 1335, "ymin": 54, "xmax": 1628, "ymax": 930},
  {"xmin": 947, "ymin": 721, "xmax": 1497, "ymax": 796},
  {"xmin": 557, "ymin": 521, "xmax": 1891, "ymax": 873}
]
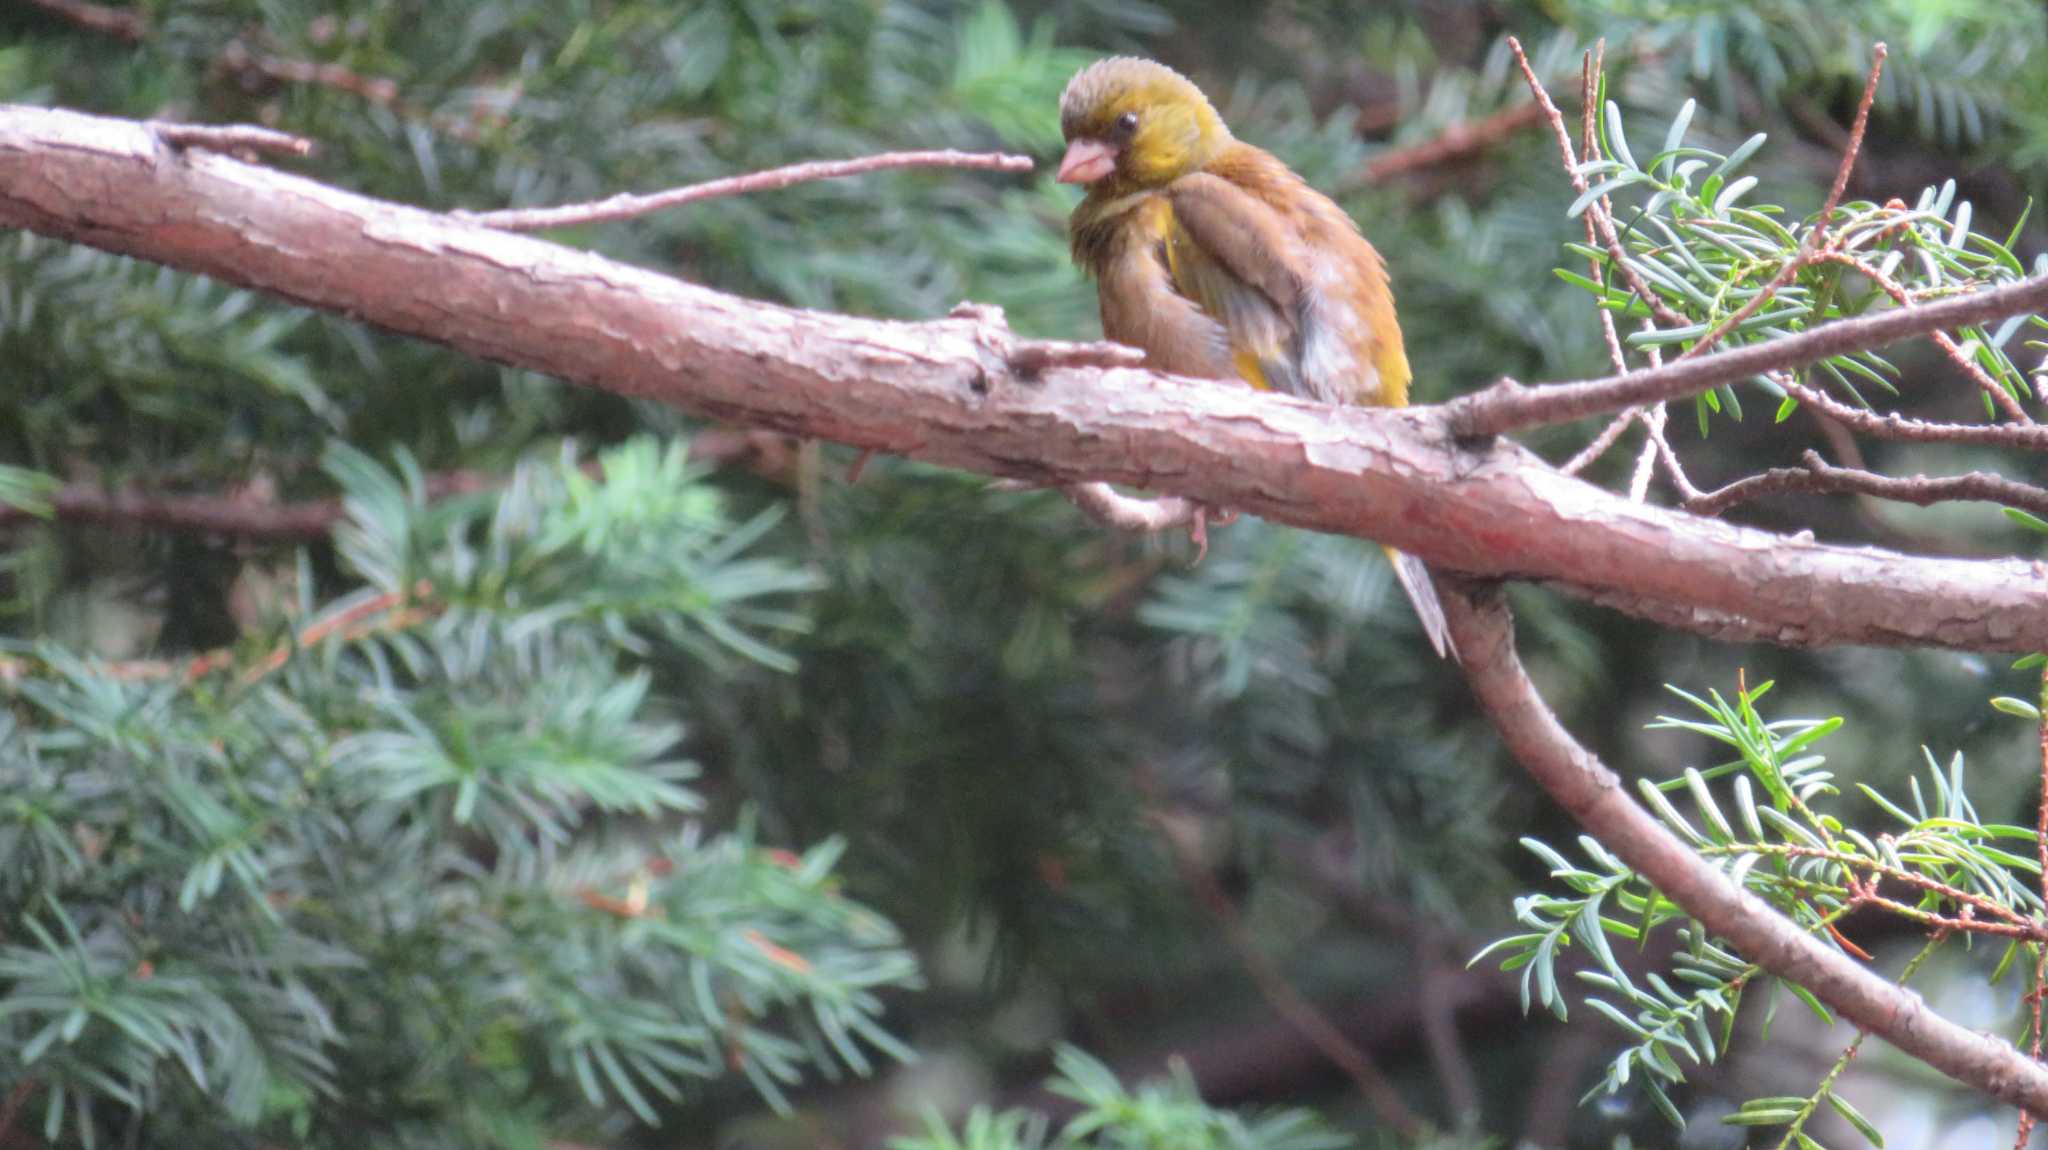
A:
[{"xmin": 1056, "ymin": 57, "xmax": 1229, "ymax": 191}]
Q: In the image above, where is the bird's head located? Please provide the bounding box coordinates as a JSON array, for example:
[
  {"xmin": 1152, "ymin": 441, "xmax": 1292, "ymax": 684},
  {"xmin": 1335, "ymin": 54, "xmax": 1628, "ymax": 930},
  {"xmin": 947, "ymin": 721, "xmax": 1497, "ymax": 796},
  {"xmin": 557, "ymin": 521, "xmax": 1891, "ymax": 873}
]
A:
[{"xmin": 1057, "ymin": 57, "xmax": 1228, "ymax": 192}]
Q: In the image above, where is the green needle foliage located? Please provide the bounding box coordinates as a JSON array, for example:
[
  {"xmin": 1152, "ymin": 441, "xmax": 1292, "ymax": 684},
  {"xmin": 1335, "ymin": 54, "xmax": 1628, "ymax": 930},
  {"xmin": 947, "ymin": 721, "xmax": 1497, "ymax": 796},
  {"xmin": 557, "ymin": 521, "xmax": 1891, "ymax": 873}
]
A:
[
  {"xmin": 2, "ymin": 440, "xmax": 919, "ymax": 1146},
  {"xmin": 1559, "ymin": 94, "xmax": 2048, "ymax": 438},
  {"xmin": 891, "ymin": 1046, "xmax": 1352, "ymax": 1150},
  {"xmin": 8, "ymin": 0, "xmax": 2048, "ymax": 1147},
  {"xmin": 1481, "ymin": 676, "xmax": 2048, "ymax": 1138}
]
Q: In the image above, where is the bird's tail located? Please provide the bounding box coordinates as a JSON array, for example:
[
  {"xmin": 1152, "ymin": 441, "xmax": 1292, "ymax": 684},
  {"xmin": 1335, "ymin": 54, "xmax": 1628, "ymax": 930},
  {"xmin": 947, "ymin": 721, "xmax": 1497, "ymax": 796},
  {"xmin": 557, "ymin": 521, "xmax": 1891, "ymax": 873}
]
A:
[{"xmin": 1387, "ymin": 546, "xmax": 1457, "ymax": 661}]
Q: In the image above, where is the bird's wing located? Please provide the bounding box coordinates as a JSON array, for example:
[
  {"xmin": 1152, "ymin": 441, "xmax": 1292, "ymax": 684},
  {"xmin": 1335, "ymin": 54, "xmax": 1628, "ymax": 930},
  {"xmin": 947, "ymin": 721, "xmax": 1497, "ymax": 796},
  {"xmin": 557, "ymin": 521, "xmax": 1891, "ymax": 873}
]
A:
[
  {"xmin": 1163, "ymin": 171, "xmax": 1375, "ymax": 405},
  {"xmin": 1094, "ymin": 198, "xmax": 1239, "ymax": 379}
]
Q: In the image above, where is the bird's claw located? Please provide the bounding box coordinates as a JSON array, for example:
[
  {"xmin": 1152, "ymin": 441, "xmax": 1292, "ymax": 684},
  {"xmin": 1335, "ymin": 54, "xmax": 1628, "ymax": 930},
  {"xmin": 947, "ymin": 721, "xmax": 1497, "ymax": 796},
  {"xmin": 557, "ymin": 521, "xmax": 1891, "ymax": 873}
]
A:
[{"xmin": 1187, "ymin": 504, "xmax": 1237, "ymax": 564}]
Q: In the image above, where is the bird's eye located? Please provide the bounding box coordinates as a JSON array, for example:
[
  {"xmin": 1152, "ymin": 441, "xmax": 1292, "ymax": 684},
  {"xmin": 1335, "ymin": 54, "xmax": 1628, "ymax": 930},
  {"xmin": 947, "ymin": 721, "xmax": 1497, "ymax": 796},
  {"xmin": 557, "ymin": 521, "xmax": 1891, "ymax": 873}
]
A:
[{"xmin": 1114, "ymin": 111, "xmax": 1139, "ymax": 136}]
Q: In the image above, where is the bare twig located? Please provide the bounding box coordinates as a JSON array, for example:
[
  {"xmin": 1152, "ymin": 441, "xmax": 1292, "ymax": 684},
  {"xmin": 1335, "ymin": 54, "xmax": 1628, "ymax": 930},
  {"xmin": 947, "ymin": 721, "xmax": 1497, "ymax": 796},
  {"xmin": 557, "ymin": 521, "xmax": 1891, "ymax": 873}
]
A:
[
  {"xmin": 1153, "ymin": 817, "xmax": 1427, "ymax": 1139},
  {"xmin": 1436, "ymin": 577, "xmax": 2048, "ymax": 1115},
  {"xmin": 215, "ymin": 38, "xmax": 401, "ymax": 107},
  {"xmin": 1507, "ymin": 37, "xmax": 1689, "ymax": 330},
  {"xmin": 149, "ymin": 121, "xmax": 313, "ymax": 158},
  {"xmin": 1778, "ymin": 374, "xmax": 2048, "ymax": 449},
  {"xmin": 1815, "ymin": 45, "xmax": 1887, "ymax": 249},
  {"xmin": 1450, "ymin": 274, "xmax": 2048, "ymax": 438},
  {"xmin": 24, "ymin": 0, "xmax": 145, "ymax": 41},
  {"xmin": 464, "ymin": 150, "xmax": 1035, "ymax": 231},
  {"xmin": 1417, "ymin": 932, "xmax": 1482, "ymax": 1131},
  {"xmin": 1560, "ymin": 408, "xmax": 1637, "ymax": 475},
  {"xmin": 1359, "ymin": 102, "xmax": 1544, "ymax": 183},
  {"xmin": 1641, "ymin": 405, "xmax": 1705, "ymax": 504},
  {"xmin": 1685, "ymin": 448, "xmax": 2048, "ymax": 519},
  {"xmin": 1631, "ymin": 333, "xmax": 1692, "ymax": 503},
  {"xmin": 1552, "ymin": 46, "xmax": 1644, "ymax": 478}
]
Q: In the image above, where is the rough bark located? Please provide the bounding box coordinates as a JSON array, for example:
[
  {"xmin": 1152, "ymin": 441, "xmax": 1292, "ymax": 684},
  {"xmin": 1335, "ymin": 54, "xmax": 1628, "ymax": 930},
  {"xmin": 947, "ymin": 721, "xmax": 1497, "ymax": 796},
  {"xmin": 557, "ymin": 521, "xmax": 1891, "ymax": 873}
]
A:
[
  {"xmin": 1440, "ymin": 580, "xmax": 2048, "ymax": 1116},
  {"xmin": 3, "ymin": 105, "xmax": 2042, "ymax": 650}
]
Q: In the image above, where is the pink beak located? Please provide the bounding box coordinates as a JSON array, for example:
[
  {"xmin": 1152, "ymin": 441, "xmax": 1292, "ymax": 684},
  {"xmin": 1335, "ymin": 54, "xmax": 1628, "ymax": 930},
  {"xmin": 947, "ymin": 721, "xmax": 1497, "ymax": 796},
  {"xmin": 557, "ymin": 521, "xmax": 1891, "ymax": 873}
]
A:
[{"xmin": 1056, "ymin": 138, "xmax": 1118, "ymax": 185}]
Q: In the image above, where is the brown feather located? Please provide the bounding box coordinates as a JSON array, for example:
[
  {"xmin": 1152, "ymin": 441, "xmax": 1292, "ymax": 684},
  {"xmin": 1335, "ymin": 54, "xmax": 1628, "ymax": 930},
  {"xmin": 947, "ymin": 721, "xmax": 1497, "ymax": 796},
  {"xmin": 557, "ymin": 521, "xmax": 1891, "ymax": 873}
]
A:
[{"xmin": 1062, "ymin": 58, "xmax": 1449, "ymax": 658}]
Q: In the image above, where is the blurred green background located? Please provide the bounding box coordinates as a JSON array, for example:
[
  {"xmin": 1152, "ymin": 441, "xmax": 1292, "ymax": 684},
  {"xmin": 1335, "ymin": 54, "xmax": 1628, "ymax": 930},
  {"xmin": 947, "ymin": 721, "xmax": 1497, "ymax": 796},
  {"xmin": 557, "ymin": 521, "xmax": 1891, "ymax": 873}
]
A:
[{"xmin": 4, "ymin": 1, "xmax": 2048, "ymax": 1147}]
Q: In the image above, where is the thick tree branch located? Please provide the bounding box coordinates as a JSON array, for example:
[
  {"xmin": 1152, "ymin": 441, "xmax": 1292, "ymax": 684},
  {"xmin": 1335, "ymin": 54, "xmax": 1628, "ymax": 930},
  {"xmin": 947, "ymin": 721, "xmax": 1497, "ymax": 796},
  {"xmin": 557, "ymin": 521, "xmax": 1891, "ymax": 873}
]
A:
[
  {"xmin": 1435, "ymin": 578, "xmax": 2048, "ymax": 1116},
  {"xmin": 5, "ymin": 104, "xmax": 2048, "ymax": 653}
]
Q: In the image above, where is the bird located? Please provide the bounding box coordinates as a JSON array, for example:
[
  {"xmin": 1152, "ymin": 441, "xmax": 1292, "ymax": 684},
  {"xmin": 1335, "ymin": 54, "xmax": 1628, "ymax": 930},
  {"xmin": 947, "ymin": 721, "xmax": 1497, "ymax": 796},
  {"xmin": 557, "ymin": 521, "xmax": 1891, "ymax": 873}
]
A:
[{"xmin": 1055, "ymin": 56, "xmax": 1455, "ymax": 660}]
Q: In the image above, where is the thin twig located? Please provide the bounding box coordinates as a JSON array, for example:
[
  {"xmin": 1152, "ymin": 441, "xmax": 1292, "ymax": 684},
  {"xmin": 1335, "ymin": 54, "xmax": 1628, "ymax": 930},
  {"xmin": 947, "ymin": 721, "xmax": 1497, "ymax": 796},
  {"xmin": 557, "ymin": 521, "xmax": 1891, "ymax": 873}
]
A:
[
  {"xmin": 1417, "ymin": 931, "xmax": 1482, "ymax": 1131},
  {"xmin": 215, "ymin": 38, "xmax": 401, "ymax": 107},
  {"xmin": 1359, "ymin": 101, "xmax": 1544, "ymax": 183},
  {"xmin": 2024, "ymin": 666, "xmax": 2048, "ymax": 1150},
  {"xmin": 1152, "ymin": 817, "xmax": 1427, "ymax": 1138},
  {"xmin": 465, "ymin": 150, "xmax": 1034, "ymax": 231},
  {"xmin": 1633, "ymin": 332, "xmax": 1696, "ymax": 502},
  {"xmin": 1816, "ymin": 45, "xmax": 1887, "ymax": 250},
  {"xmin": 24, "ymin": 0, "xmax": 146, "ymax": 41},
  {"xmin": 1777, "ymin": 374, "xmax": 2048, "ymax": 449},
  {"xmin": 1643, "ymin": 413, "xmax": 1705, "ymax": 504},
  {"xmin": 1672, "ymin": 45, "xmax": 1886, "ymax": 366},
  {"xmin": 1554, "ymin": 47, "xmax": 1641, "ymax": 477},
  {"xmin": 1449, "ymin": 273, "xmax": 2048, "ymax": 438},
  {"xmin": 1507, "ymin": 37, "xmax": 1689, "ymax": 330},
  {"xmin": 1561, "ymin": 409, "xmax": 1637, "ymax": 475},
  {"xmin": 1685, "ymin": 449, "xmax": 2048, "ymax": 519},
  {"xmin": 1811, "ymin": 249, "xmax": 2035, "ymax": 425},
  {"xmin": 149, "ymin": 121, "xmax": 314, "ymax": 158}
]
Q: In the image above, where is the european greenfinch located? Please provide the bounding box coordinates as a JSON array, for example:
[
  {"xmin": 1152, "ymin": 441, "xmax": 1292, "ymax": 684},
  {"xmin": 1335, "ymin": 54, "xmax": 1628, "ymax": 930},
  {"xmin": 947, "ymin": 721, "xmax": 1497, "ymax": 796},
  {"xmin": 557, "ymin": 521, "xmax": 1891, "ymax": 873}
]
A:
[{"xmin": 1057, "ymin": 57, "xmax": 1454, "ymax": 660}]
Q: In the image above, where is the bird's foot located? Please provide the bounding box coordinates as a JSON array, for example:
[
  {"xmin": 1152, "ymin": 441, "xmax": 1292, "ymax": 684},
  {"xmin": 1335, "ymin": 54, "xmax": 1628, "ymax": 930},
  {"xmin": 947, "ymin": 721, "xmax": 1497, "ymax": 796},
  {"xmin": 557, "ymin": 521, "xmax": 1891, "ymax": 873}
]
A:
[{"xmin": 1188, "ymin": 505, "xmax": 1238, "ymax": 563}]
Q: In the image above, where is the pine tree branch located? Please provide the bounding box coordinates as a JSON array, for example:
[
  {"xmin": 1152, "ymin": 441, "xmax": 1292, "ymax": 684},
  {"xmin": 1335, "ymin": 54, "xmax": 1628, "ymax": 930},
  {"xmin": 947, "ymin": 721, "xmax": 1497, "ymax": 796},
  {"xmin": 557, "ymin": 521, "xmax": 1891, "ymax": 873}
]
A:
[
  {"xmin": 1446, "ymin": 271, "xmax": 2048, "ymax": 439},
  {"xmin": 0, "ymin": 430, "xmax": 792, "ymax": 539},
  {"xmin": 1434, "ymin": 577, "xmax": 2048, "ymax": 1118},
  {"xmin": 5, "ymin": 104, "xmax": 2048, "ymax": 653}
]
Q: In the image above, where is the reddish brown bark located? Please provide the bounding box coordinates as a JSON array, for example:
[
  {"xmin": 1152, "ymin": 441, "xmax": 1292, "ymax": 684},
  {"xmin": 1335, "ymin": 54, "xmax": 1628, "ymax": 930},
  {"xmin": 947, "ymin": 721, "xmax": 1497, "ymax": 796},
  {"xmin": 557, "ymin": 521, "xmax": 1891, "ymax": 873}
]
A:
[{"xmin": 3, "ymin": 105, "xmax": 2043, "ymax": 652}]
